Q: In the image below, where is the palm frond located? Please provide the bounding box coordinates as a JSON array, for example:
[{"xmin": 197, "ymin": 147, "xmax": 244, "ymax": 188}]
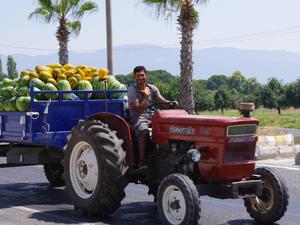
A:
[
  {"xmin": 29, "ymin": 7, "xmax": 55, "ymax": 23},
  {"xmin": 67, "ymin": 20, "xmax": 81, "ymax": 36},
  {"xmin": 70, "ymin": 0, "xmax": 80, "ymax": 5},
  {"xmin": 75, "ymin": 1, "xmax": 98, "ymax": 18},
  {"xmin": 29, "ymin": 0, "xmax": 55, "ymax": 22}
]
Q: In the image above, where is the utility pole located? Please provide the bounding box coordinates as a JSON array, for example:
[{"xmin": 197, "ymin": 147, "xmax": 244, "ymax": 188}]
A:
[{"xmin": 106, "ymin": 0, "xmax": 113, "ymax": 74}]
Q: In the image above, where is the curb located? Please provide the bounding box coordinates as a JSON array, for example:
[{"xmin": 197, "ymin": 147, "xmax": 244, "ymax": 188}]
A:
[{"xmin": 257, "ymin": 134, "xmax": 300, "ymax": 160}]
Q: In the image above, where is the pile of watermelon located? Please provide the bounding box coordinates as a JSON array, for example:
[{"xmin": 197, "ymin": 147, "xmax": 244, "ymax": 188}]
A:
[{"xmin": 0, "ymin": 64, "xmax": 127, "ymax": 112}]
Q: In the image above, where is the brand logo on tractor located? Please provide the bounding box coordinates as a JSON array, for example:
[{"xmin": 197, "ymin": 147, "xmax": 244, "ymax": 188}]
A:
[
  {"xmin": 228, "ymin": 136, "xmax": 256, "ymax": 143},
  {"xmin": 169, "ymin": 126, "xmax": 195, "ymax": 135}
]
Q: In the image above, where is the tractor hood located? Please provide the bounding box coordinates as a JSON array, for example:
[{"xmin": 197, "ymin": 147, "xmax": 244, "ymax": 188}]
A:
[{"xmin": 151, "ymin": 110, "xmax": 259, "ymax": 144}]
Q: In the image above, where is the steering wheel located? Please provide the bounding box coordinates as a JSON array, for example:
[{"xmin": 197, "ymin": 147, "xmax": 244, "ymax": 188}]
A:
[{"xmin": 145, "ymin": 101, "xmax": 179, "ymax": 113}]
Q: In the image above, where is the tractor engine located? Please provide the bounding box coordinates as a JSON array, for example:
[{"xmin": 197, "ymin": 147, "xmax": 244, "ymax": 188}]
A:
[{"xmin": 151, "ymin": 110, "xmax": 259, "ymax": 181}]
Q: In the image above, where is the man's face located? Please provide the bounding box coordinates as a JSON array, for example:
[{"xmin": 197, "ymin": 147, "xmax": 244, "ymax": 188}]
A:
[{"xmin": 134, "ymin": 70, "xmax": 147, "ymax": 85}]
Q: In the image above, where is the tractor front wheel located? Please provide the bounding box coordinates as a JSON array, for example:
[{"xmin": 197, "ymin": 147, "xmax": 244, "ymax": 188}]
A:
[
  {"xmin": 244, "ymin": 167, "xmax": 289, "ymax": 224},
  {"xmin": 157, "ymin": 173, "xmax": 201, "ymax": 225}
]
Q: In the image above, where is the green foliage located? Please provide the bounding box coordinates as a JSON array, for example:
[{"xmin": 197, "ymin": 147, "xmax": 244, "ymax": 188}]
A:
[
  {"xmin": 0, "ymin": 57, "xmax": 5, "ymax": 81},
  {"xmin": 202, "ymin": 108, "xmax": 300, "ymax": 129},
  {"xmin": 6, "ymin": 56, "xmax": 18, "ymax": 79},
  {"xmin": 117, "ymin": 68, "xmax": 300, "ymax": 113},
  {"xmin": 261, "ymin": 77, "xmax": 285, "ymax": 114},
  {"xmin": 207, "ymin": 74, "xmax": 228, "ymax": 90},
  {"xmin": 214, "ymin": 86, "xmax": 233, "ymax": 114},
  {"xmin": 29, "ymin": 0, "xmax": 97, "ymax": 64}
]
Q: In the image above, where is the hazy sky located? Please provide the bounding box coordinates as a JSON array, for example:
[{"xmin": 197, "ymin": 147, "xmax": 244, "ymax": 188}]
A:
[{"xmin": 1, "ymin": 0, "xmax": 300, "ymax": 55}]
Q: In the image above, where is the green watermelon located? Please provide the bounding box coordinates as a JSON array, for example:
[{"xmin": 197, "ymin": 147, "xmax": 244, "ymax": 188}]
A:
[
  {"xmin": 19, "ymin": 87, "xmax": 30, "ymax": 97},
  {"xmin": 107, "ymin": 76, "xmax": 127, "ymax": 99},
  {"xmin": 0, "ymin": 96, "xmax": 5, "ymax": 111},
  {"xmin": 3, "ymin": 97, "xmax": 18, "ymax": 111},
  {"xmin": 16, "ymin": 96, "xmax": 31, "ymax": 111},
  {"xmin": 92, "ymin": 77, "xmax": 108, "ymax": 99},
  {"xmin": 30, "ymin": 78, "xmax": 45, "ymax": 90},
  {"xmin": 57, "ymin": 79, "xmax": 72, "ymax": 100},
  {"xmin": 20, "ymin": 75, "xmax": 31, "ymax": 87},
  {"xmin": 2, "ymin": 78, "xmax": 14, "ymax": 87},
  {"xmin": 1, "ymin": 86, "xmax": 15, "ymax": 99},
  {"xmin": 32, "ymin": 87, "xmax": 43, "ymax": 100},
  {"xmin": 43, "ymin": 83, "xmax": 58, "ymax": 100},
  {"xmin": 77, "ymin": 80, "xmax": 93, "ymax": 99}
]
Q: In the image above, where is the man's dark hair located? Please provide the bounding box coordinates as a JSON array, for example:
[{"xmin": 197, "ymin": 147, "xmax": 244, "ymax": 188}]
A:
[{"xmin": 133, "ymin": 66, "xmax": 147, "ymax": 75}]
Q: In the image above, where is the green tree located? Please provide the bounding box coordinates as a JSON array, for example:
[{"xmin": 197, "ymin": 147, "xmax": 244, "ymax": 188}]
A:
[
  {"xmin": 142, "ymin": 0, "xmax": 208, "ymax": 113},
  {"xmin": 6, "ymin": 56, "xmax": 18, "ymax": 79},
  {"xmin": 0, "ymin": 56, "xmax": 4, "ymax": 81},
  {"xmin": 206, "ymin": 74, "xmax": 228, "ymax": 90},
  {"xmin": 193, "ymin": 79, "xmax": 214, "ymax": 112},
  {"xmin": 227, "ymin": 71, "xmax": 247, "ymax": 93},
  {"xmin": 285, "ymin": 78, "xmax": 300, "ymax": 108},
  {"xmin": 261, "ymin": 77, "xmax": 285, "ymax": 115},
  {"xmin": 29, "ymin": 0, "xmax": 97, "ymax": 65},
  {"xmin": 214, "ymin": 86, "xmax": 232, "ymax": 114},
  {"xmin": 242, "ymin": 77, "xmax": 263, "ymax": 108}
]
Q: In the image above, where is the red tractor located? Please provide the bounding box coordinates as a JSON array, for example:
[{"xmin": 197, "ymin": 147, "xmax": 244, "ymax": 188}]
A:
[{"xmin": 63, "ymin": 102, "xmax": 289, "ymax": 225}]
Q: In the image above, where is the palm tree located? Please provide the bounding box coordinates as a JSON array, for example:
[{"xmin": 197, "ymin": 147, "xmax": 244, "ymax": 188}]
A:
[
  {"xmin": 142, "ymin": 0, "xmax": 208, "ymax": 113},
  {"xmin": 29, "ymin": 0, "xmax": 97, "ymax": 65}
]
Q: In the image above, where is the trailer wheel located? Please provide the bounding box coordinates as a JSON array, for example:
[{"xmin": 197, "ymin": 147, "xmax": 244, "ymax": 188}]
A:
[
  {"xmin": 157, "ymin": 173, "xmax": 201, "ymax": 225},
  {"xmin": 244, "ymin": 167, "xmax": 289, "ymax": 224},
  {"xmin": 64, "ymin": 120, "xmax": 128, "ymax": 216},
  {"xmin": 43, "ymin": 163, "xmax": 65, "ymax": 187}
]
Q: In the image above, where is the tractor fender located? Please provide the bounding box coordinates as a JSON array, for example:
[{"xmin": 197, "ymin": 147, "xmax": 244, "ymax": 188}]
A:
[{"xmin": 88, "ymin": 112, "xmax": 134, "ymax": 166}]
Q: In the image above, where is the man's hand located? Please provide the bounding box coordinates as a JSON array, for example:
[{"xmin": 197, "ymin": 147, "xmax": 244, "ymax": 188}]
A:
[
  {"xmin": 169, "ymin": 100, "xmax": 179, "ymax": 109},
  {"xmin": 139, "ymin": 86, "xmax": 151, "ymax": 99}
]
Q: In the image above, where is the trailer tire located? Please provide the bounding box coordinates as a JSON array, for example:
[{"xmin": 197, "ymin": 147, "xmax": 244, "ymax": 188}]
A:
[
  {"xmin": 43, "ymin": 163, "xmax": 65, "ymax": 187},
  {"xmin": 244, "ymin": 167, "xmax": 289, "ymax": 224},
  {"xmin": 64, "ymin": 120, "xmax": 128, "ymax": 216},
  {"xmin": 157, "ymin": 173, "xmax": 201, "ymax": 225}
]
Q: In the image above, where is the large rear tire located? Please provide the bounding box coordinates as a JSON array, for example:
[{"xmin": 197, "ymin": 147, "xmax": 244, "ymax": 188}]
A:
[
  {"xmin": 244, "ymin": 167, "xmax": 289, "ymax": 224},
  {"xmin": 64, "ymin": 120, "xmax": 128, "ymax": 216},
  {"xmin": 157, "ymin": 173, "xmax": 201, "ymax": 225},
  {"xmin": 43, "ymin": 163, "xmax": 65, "ymax": 187}
]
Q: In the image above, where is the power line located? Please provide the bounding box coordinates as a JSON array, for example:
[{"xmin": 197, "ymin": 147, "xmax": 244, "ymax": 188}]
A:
[
  {"xmin": 0, "ymin": 42, "xmax": 57, "ymax": 51},
  {"xmin": 1, "ymin": 25, "xmax": 300, "ymax": 52}
]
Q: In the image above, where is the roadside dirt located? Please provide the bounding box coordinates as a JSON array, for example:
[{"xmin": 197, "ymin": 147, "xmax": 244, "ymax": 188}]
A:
[{"xmin": 257, "ymin": 127, "xmax": 287, "ymax": 136}]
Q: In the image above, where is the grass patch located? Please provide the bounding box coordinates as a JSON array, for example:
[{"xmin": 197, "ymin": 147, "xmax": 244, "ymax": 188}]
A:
[{"xmin": 200, "ymin": 108, "xmax": 300, "ymax": 129}]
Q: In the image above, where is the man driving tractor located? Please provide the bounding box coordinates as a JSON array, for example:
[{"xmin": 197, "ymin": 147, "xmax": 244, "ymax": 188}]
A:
[{"xmin": 127, "ymin": 66, "xmax": 178, "ymax": 167}]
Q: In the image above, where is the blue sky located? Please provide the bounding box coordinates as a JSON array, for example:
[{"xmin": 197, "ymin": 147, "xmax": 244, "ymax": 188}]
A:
[{"xmin": 1, "ymin": 0, "xmax": 300, "ymax": 55}]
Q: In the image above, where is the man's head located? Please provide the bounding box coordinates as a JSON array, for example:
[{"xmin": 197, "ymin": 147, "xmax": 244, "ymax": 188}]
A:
[{"xmin": 133, "ymin": 66, "xmax": 148, "ymax": 86}]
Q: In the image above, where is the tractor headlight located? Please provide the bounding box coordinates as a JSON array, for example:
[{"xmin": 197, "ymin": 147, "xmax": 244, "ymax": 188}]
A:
[{"xmin": 187, "ymin": 149, "xmax": 201, "ymax": 163}]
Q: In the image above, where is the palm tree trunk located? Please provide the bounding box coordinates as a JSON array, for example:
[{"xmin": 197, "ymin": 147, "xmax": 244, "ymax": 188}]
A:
[
  {"xmin": 56, "ymin": 17, "xmax": 70, "ymax": 65},
  {"xmin": 178, "ymin": 2, "xmax": 195, "ymax": 114}
]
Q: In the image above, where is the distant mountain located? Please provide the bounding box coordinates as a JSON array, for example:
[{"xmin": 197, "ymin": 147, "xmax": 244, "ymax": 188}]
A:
[{"xmin": 1, "ymin": 44, "xmax": 300, "ymax": 83}]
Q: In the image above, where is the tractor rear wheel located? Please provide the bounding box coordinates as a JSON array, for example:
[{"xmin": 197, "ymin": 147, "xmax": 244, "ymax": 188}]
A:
[
  {"xmin": 157, "ymin": 173, "xmax": 201, "ymax": 225},
  {"xmin": 244, "ymin": 167, "xmax": 289, "ymax": 224},
  {"xmin": 64, "ymin": 120, "xmax": 128, "ymax": 216}
]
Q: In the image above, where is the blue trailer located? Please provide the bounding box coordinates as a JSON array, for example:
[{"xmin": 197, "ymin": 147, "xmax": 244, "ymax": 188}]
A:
[{"xmin": 0, "ymin": 88, "xmax": 129, "ymax": 183}]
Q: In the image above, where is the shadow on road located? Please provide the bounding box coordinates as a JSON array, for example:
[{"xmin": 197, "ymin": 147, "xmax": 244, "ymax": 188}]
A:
[
  {"xmin": 0, "ymin": 182, "xmax": 69, "ymax": 207},
  {"xmin": 29, "ymin": 202, "xmax": 161, "ymax": 224},
  {"xmin": 0, "ymin": 182, "xmax": 161, "ymax": 224},
  {"xmin": 219, "ymin": 219, "xmax": 280, "ymax": 225}
]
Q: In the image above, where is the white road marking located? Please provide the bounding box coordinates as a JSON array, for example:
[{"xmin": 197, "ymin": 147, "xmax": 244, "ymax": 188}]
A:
[{"xmin": 12, "ymin": 206, "xmax": 96, "ymax": 225}]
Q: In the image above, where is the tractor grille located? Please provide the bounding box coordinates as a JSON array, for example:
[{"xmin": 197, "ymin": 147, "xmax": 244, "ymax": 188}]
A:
[
  {"xmin": 227, "ymin": 124, "xmax": 257, "ymax": 137},
  {"xmin": 225, "ymin": 144, "xmax": 255, "ymax": 162}
]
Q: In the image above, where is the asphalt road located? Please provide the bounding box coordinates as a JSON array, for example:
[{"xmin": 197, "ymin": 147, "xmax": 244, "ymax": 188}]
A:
[{"xmin": 0, "ymin": 158, "xmax": 299, "ymax": 225}]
